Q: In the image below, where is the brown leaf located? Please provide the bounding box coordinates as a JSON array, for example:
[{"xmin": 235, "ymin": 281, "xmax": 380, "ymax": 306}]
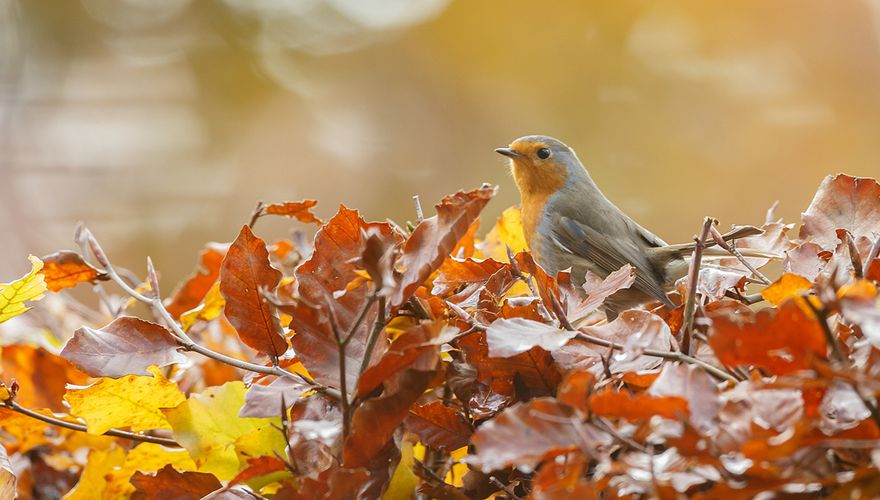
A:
[
  {"xmin": 708, "ymin": 299, "xmax": 827, "ymax": 375},
  {"xmin": 800, "ymin": 174, "xmax": 880, "ymax": 249},
  {"xmin": 1, "ymin": 345, "xmax": 88, "ymax": 412},
  {"xmin": 356, "ymin": 321, "xmax": 443, "ymax": 398},
  {"xmin": 868, "ymin": 257, "xmax": 880, "ymax": 282},
  {"xmin": 40, "ymin": 250, "xmax": 104, "ymax": 292},
  {"xmin": 589, "ymin": 388, "xmax": 689, "ymax": 421},
  {"xmin": 166, "ymin": 243, "xmax": 226, "ymax": 318},
  {"xmin": 389, "ymin": 185, "xmax": 497, "ymax": 311},
  {"xmin": 784, "ymin": 242, "xmax": 831, "ymax": 282},
  {"xmin": 532, "ymin": 455, "xmax": 597, "ymax": 500},
  {"xmin": 263, "ymin": 200, "xmax": 323, "ymax": 225},
  {"xmin": 485, "ymin": 318, "xmax": 577, "ymax": 358},
  {"xmin": 229, "ymin": 456, "xmax": 289, "ymax": 486},
  {"xmin": 130, "ymin": 465, "xmax": 222, "ymax": 500},
  {"xmin": 220, "ymin": 225, "xmax": 288, "ymax": 359},
  {"xmin": 343, "ymin": 344, "xmax": 440, "ymax": 467},
  {"xmin": 568, "ymin": 264, "xmax": 636, "ymax": 322},
  {"xmin": 459, "ymin": 331, "xmax": 562, "ymax": 397},
  {"xmin": 404, "ymin": 401, "xmax": 473, "ymax": 451},
  {"xmin": 239, "ymin": 376, "xmax": 309, "ymax": 418},
  {"xmin": 556, "ymin": 370, "xmax": 596, "ymax": 415},
  {"xmin": 61, "ymin": 316, "xmax": 188, "ymax": 378},
  {"xmin": 289, "ymin": 206, "xmax": 401, "ymax": 392},
  {"xmin": 468, "ymin": 398, "xmax": 609, "ymax": 472},
  {"xmin": 648, "ymin": 363, "xmax": 720, "ymax": 434}
]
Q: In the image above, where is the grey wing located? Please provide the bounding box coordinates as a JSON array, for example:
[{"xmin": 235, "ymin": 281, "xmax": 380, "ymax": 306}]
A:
[{"xmin": 551, "ymin": 215, "xmax": 674, "ymax": 308}]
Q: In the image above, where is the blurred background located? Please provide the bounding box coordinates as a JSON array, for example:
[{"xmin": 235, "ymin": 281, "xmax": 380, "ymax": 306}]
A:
[{"xmin": 2, "ymin": 0, "xmax": 880, "ymax": 284}]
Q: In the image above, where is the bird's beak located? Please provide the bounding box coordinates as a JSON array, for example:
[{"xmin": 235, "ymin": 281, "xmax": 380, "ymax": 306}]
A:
[{"xmin": 495, "ymin": 147, "xmax": 522, "ymax": 159}]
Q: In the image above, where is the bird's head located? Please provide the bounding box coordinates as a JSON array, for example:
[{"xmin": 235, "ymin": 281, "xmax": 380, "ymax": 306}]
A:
[{"xmin": 495, "ymin": 135, "xmax": 585, "ymax": 197}]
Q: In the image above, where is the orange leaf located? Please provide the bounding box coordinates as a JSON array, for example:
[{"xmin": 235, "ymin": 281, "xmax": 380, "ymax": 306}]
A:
[
  {"xmin": 166, "ymin": 243, "xmax": 226, "ymax": 319},
  {"xmin": 263, "ymin": 200, "xmax": 323, "ymax": 226},
  {"xmin": 761, "ymin": 273, "xmax": 813, "ymax": 306},
  {"xmin": 130, "ymin": 464, "xmax": 221, "ymax": 499},
  {"xmin": 40, "ymin": 251, "xmax": 104, "ymax": 292},
  {"xmin": 220, "ymin": 225, "xmax": 288, "ymax": 359},
  {"xmin": 404, "ymin": 401, "xmax": 473, "ymax": 451},
  {"xmin": 589, "ymin": 389, "xmax": 689, "ymax": 421}
]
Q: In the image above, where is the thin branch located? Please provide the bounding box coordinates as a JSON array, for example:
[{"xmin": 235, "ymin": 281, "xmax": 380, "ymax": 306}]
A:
[
  {"xmin": 412, "ymin": 195, "xmax": 424, "ymax": 223},
  {"xmin": 359, "ymin": 296, "xmax": 387, "ymax": 377},
  {"xmin": 4, "ymin": 400, "xmax": 179, "ymax": 447},
  {"xmin": 708, "ymin": 225, "xmax": 771, "ymax": 285},
  {"xmin": 489, "ymin": 477, "xmax": 522, "ymax": 500},
  {"xmin": 681, "ymin": 217, "xmax": 716, "ymax": 355},
  {"xmin": 866, "ymin": 235, "xmax": 880, "ymax": 271},
  {"xmin": 844, "ymin": 230, "xmax": 864, "ymax": 279},
  {"xmin": 327, "ymin": 309, "xmax": 351, "ymax": 439},
  {"xmin": 248, "ymin": 201, "xmax": 265, "ymax": 229},
  {"xmin": 82, "ymin": 229, "xmax": 334, "ymax": 398}
]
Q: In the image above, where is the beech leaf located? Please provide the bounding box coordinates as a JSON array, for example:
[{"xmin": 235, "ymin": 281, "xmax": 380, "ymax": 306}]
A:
[
  {"xmin": 800, "ymin": 174, "xmax": 880, "ymax": 249},
  {"xmin": 263, "ymin": 200, "xmax": 323, "ymax": 225},
  {"xmin": 61, "ymin": 316, "xmax": 187, "ymax": 378},
  {"xmin": 40, "ymin": 250, "xmax": 104, "ymax": 292},
  {"xmin": 220, "ymin": 225, "xmax": 288, "ymax": 359},
  {"xmin": 485, "ymin": 318, "xmax": 577, "ymax": 358},
  {"xmin": 0, "ymin": 255, "xmax": 47, "ymax": 324}
]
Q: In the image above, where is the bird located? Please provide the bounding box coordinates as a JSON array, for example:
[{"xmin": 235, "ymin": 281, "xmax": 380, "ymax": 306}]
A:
[{"xmin": 496, "ymin": 135, "xmax": 765, "ymax": 318}]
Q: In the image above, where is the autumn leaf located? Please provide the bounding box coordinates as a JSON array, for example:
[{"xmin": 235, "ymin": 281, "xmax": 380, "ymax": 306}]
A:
[
  {"xmin": 589, "ymin": 389, "xmax": 689, "ymax": 421},
  {"xmin": 61, "ymin": 316, "xmax": 187, "ymax": 378},
  {"xmin": 166, "ymin": 243, "xmax": 226, "ymax": 318},
  {"xmin": 647, "ymin": 363, "xmax": 720, "ymax": 434},
  {"xmin": 64, "ymin": 366, "xmax": 185, "ymax": 435},
  {"xmin": 220, "ymin": 225, "xmax": 288, "ymax": 359},
  {"xmin": 179, "ymin": 281, "xmax": 225, "ymax": 331},
  {"xmin": 477, "ymin": 206, "xmax": 528, "ymax": 262},
  {"xmin": 239, "ymin": 376, "xmax": 309, "ymax": 418},
  {"xmin": 568, "ymin": 264, "xmax": 636, "ymax": 323},
  {"xmin": 389, "ymin": 185, "xmax": 497, "ymax": 311},
  {"xmin": 485, "ymin": 318, "xmax": 577, "ymax": 358},
  {"xmin": 468, "ymin": 398, "xmax": 609, "ymax": 472},
  {"xmin": 709, "ymin": 299, "xmax": 827, "ymax": 375},
  {"xmin": 800, "ymin": 174, "xmax": 880, "ymax": 249},
  {"xmin": 103, "ymin": 442, "xmax": 197, "ymax": 498},
  {"xmin": 0, "ymin": 255, "xmax": 47, "ymax": 324},
  {"xmin": 2, "ymin": 345, "xmax": 89, "ymax": 412},
  {"xmin": 761, "ymin": 273, "xmax": 813, "ymax": 306},
  {"xmin": 556, "ymin": 370, "xmax": 596, "ymax": 415},
  {"xmin": 784, "ymin": 242, "xmax": 831, "ymax": 281},
  {"xmin": 459, "ymin": 331, "xmax": 562, "ymax": 397},
  {"xmin": 404, "ymin": 401, "xmax": 473, "ymax": 451},
  {"xmin": 63, "ymin": 446, "xmax": 126, "ymax": 500},
  {"xmin": 130, "ymin": 465, "xmax": 222, "ymax": 500},
  {"xmin": 163, "ymin": 381, "xmax": 274, "ymax": 480},
  {"xmin": 262, "ymin": 200, "xmax": 323, "ymax": 225},
  {"xmin": 0, "ymin": 444, "xmax": 14, "ymax": 500},
  {"xmin": 40, "ymin": 250, "xmax": 105, "ymax": 292}
]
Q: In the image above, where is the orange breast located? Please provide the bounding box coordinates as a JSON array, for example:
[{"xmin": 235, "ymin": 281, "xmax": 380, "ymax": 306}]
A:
[{"xmin": 513, "ymin": 164, "xmax": 567, "ymax": 254}]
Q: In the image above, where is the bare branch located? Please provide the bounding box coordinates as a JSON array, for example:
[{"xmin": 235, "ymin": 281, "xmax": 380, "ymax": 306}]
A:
[{"xmin": 681, "ymin": 217, "xmax": 716, "ymax": 355}]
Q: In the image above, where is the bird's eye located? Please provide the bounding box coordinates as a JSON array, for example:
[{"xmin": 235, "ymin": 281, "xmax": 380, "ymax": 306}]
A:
[{"xmin": 537, "ymin": 148, "xmax": 551, "ymax": 159}]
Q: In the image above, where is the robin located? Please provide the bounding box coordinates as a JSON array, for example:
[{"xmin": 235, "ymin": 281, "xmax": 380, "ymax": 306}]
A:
[{"xmin": 496, "ymin": 135, "xmax": 765, "ymax": 318}]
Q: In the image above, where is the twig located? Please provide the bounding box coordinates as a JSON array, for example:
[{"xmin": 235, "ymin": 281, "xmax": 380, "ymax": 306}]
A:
[
  {"xmin": 489, "ymin": 477, "xmax": 522, "ymax": 500},
  {"xmin": 681, "ymin": 217, "xmax": 715, "ymax": 355},
  {"xmin": 359, "ymin": 296, "xmax": 387, "ymax": 377},
  {"xmin": 806, "ymin": 300, "xmax": 880, "ymax": 429},
  {"xmin": 327, "ymin": 310, "xmax": 351, "ymax": 439},
  {"xmin": 844, "ymin": 231, "xmax": 864, "ymax": 279},
  {"xmin": 866, "ymin": 235, "xmax": 880, "ymax": 271},
  {"xmin": 248, "ymin": 201, "xmax": 265, "ymax": 229},
  {"xmin": 412, "ymin": 195, "xmax": 424, "ymax": 223},
  {"xmin": 724, "ymin": 289, "xmax": 765, "ymax": 305},
  {"xmin": 82, "ymin": 229, "xmax": 334, "ymax": 398},
  {"xmin": 708, "ymin": 225, "xmax": 771, "ymax": 285},
  {"xmin": 3, "ymin": 400, "xmax": 179, "ymax": 447}
]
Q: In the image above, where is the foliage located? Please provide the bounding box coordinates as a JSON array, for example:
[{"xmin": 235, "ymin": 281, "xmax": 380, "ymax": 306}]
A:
[{"xmin": 0, "ymin": 174, "xmax": 880, "ymax": 498}]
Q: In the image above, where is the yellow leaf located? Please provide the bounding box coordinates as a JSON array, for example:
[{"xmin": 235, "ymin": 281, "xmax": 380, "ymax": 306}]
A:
[
  {"xmin": 103, "ymin": 442, "xmax": 197, "ymax": 499},
  {"xmin": 477, "ymin": 207, "xmax": 527, "ymax": 262},
  {"xmin": 382, "ymin": 439, "xmax": 420, "ymax": 500},
  {"xmin": 62, "ymin": 446, "xmax": 126, "ymax": 500},
  {"xmin": 0, "ymin": 255, "xmax": 47, "ymax": 323},
  {"xmin": 234, "ymin": 422, "xmax": 286, "ymax": 464},
  {"xmin": 761, "ymin": 273, "xmax": 813, "ymax": 306},
  {"xmin": 838, "ymin": 279, "xmax": 878, "ymax": 301},
  {"xmin": 180, "ymin": 282, "xmax": 226, "ymax": 331},
  {"xmin": 446, "ymin": 446, "xmax": 468, "ymax": 487},
  {"xmin": 64, "ymin": 366, "xmax": 185, "ymax": 435},
  {"xmin": 164, "ymin": 381, "xmax": 274, "ymax": 480}
]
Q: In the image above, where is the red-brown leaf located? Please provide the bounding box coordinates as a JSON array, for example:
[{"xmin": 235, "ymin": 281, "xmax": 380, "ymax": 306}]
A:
[
  {"xmin": 40, "ymin": 250, "xmax": 105, "ymax": 292},
  {"xmin": 589, "ymin": 389, "xmax": 689, "ymax": 421},
  {"xmin": 404, "ymin": 401, "xmax": 473, "ymax": 451},
  {"xmin": 389, "ymin": 185, "xmax": 497, "ymax": 311},
  {"xmin": 130, "ymin": 465, "xmax": 222, "ymax": 500},
  {"xmin": 288, "ymin": 206, "xmax": 401, "ymax": 391},
  {"xmin": 800, "ymin": 174, "xmax": 880, "ymax": 249},
  {"xmin": 166, "ymin": 243, "xmax": 226, "ymax": 318},
  {"xmin": 220, "ymin": 225, "xmax": 288, "ymax": 359},
  {"xmin": 459, "ymin": 331, "xmax": 562, "ymax": 396},
  {"xmin": 468, "ymin": 398, "xmax": 609, "ymax": 472},
  {"xmin": 263, "ymin": 200, "xmax": 323, "ymax": 225},
  {"xmin": 356, "ymin": 322, "xmax": 443, "ymax": 398},
  {"xmin": 229, "ymin": 456, "xmax": 289, "ymax": 486},
  {"xmin": 709, "ymin": 299, "xmax": 827, "ymax": 375},
  {"xmin": 60, "ymin": 316, "xmax": 187, "ymax": 378}
]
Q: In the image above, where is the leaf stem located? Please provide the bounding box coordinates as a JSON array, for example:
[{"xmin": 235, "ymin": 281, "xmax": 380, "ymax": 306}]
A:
[
  {"xmin": 359, "ymin": 296, "xmax": 387, "ymax": 377},
  {"xmin": 3, "ymin": 400, "xmax": 179, "ymax": 447}
]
